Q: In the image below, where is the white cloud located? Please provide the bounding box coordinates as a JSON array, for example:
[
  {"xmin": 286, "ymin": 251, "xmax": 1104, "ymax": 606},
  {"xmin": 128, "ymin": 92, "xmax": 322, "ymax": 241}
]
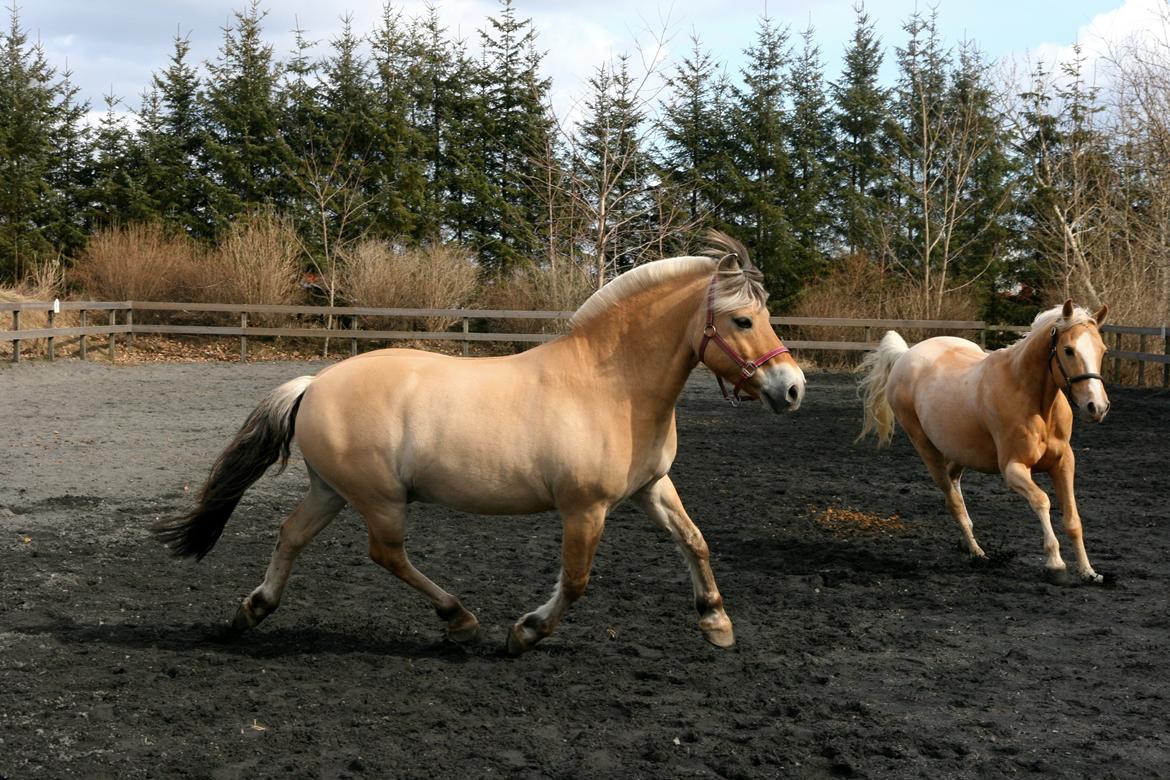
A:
[{"xmin": 1027, "ymin": 0, "xmax": 1170, "ymax": 85}]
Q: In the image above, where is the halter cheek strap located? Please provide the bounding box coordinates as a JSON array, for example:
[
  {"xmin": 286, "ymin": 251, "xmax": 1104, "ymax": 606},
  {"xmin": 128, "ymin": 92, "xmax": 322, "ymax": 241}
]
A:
[
  {"xmin": 697, "ymin": 276, "xmax": 790, "ymax": 405},
  {"xmin": 1049, "ymin": 327, "xmax": 1103, "ymax": 404}
]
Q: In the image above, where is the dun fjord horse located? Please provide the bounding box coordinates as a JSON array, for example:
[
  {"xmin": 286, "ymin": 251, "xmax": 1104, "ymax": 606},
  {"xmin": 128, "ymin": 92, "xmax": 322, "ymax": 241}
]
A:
[
  {"xmin": 858, "ymin": 300, "xmax": 1111, "ymax": 584},
  {"xmin": 154, "ymin": 233, "xmax": 806, "ymax": 654}
]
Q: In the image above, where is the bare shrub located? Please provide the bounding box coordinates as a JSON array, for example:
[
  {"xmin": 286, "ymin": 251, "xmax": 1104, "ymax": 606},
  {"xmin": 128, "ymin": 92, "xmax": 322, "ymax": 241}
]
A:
[
  {"xmin": 790, "ymin": 254, "xmax": 982, "ymax": 368},
  {"xmin": 1, "ymin": 256, "xmax": 79, "ymax": 357},
  {"xmin": 71, "ymin": 223, "xmax": 205, "ymax": 302},
  {"xmin": 477, "ymin": 258, "xmax": 596, "ymax": 336},
  {"xmin": 204, "ymin": 212, "xmax": 304, "ymax": 309},
  {"xmin": 340, "ymin": 240, "xmax": 479, "ymax": 331}
]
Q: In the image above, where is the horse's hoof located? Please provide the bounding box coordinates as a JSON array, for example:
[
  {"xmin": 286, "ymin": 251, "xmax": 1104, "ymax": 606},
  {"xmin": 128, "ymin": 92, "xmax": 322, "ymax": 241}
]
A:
[
  {"xmin": 506, "ymin": 627, "xmax": 530, "ymax": 657},
  {"xmin": 702, "ymin": 625, "xmax": 736, "ymax": 649},
  {"xmin": 1044, "ymin": 567, "xmax": 1072, "ymax": 586},
  {"xmin": 447, "ymin": 620, "xmax": 481, "ymax": 644},
  {"xmin": 1082, "ymin": 570, "xmax": 1117, "ymax": 586},
  {"xmin": 969, "ymin": 554, "xmax": 992, "ymax": 569}
]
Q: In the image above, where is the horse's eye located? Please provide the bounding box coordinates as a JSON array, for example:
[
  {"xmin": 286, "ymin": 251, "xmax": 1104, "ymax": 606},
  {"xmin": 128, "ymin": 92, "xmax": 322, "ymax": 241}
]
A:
[
  {"xmin": 1064, "ymin": 346, "xmax": 1075, "ymax": 356},
  {"xmin": 732, "ymin": 317, "xmax": 753, "ymax": 330}
]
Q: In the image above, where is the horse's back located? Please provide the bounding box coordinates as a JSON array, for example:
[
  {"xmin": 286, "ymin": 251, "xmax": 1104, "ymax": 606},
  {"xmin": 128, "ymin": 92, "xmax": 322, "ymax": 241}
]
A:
[{"xmin": 292, "ymin": 343, "xmax": 657, "ymax": 514}]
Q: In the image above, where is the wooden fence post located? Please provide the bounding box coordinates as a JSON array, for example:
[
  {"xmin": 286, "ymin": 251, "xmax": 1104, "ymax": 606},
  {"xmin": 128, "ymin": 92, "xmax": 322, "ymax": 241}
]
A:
[
  {"xmin": 46, "ymin": 309, "xmax": 55, "ymax": 361},
  {"xmin": 463, "ymin": 316, "xmax": 470, "ymax": 356},
  {"xmin": 1163, "ymin": 327, "xmax": 1169, "ymax": 389},
  {"xmin": 11, "ymin": 310, "xmax": 19, "ymax": 362},
  {"xmin": 1111, "ymin": 332, "xmax": 1122, "ymax": 382},
  {"xmin": 1138, "ymin": 334, "xmax": 1147, "ymax": 386},
  {"xmin": 350, "ymin": 316, "xmax": 359, "ymax": 356},
  {"xmin": 79, "ymin": 310, "xmax": 88, "ymax": 360},
  {"xmin": 240, "ymin": 311, "xmax": 248, "ymax": 361},
  {"xmin": 126, "ymin": 308, "xmax": 134, "ymax": 348},
  {"xmin": 109, "ymin": 310, "xmax": 117, "ymax": 362}
]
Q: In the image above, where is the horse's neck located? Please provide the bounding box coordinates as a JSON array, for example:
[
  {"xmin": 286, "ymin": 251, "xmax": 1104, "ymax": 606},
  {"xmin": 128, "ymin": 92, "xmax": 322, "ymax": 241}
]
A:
[
  {"xmin": 560, "ymin": 278, "xmax": 706, "ymax": 412},
  {"xmin": 1007, "ymin": 330, "xmax": 1061, "ymax": 413}
]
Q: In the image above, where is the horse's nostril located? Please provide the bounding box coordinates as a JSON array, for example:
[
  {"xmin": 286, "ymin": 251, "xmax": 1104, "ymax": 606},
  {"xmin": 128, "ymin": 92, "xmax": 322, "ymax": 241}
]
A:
[
  {"xmin": 1087, "ymin": 401, "xmax": 1097, "ymax": 415},
  {"xmin": 786, "ymin": 385, "xmax": 798, "ymax": 402}
]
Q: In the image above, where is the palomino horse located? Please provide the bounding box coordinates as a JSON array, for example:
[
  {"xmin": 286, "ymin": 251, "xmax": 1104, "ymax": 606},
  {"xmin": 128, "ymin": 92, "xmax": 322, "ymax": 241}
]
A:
[
  {"xmin": 857, "ymin": 300, "xmax": 1111, "ymax": 584},
  {"xmin": 154, "ymin": 233, "xmax": 806, "ymax": 653}
]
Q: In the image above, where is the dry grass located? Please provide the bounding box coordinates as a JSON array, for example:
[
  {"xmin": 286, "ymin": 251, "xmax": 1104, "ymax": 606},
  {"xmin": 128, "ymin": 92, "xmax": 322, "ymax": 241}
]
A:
[
  {"xmin": 478, "ymin": 258, "xmax": 596, "ymax": 336},
  {"xmin": 789, "ymin": 255, "xmax": 983, "ymax": 368},
  {"xmin": 71, "ymin": 223, "xmax": 206, "ymax": 302},
  {"xmin": 812, "ymin": 502, "xmax": 908, "ymax": 539},
  {"xmin": 203, "ymin": 213, "xmax": 304, "ymax": 309},
  {"xmin": 340, "ymin": 239, "xmax": 479, "ymax": 331},
  {"xmin": 1, "ymin": 257, "xmax": 80, "ymax": 358}
]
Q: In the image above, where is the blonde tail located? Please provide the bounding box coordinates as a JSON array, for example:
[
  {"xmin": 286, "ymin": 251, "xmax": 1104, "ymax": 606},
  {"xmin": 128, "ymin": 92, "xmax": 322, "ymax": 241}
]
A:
[{"xmin": 857, "ymin": 331, "xmax": 909, "ymax": 447}]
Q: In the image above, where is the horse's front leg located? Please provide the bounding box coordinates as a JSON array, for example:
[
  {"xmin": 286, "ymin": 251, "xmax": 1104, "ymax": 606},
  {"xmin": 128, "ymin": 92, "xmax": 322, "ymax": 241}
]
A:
[
  {"xmin": 1049, "ymin": 452, "xmax": 1108, "ymax": 584},
  {"xmin": 507, "ymin": 502, "xmax": 607, "ymax": 656},
  {"xmin": 632, "ymin": 475, "xmax": 734, "ymax": 648},
  {"xmin": 1003, "ymin": 461, "xmax": 1069, "ymax": 584}
]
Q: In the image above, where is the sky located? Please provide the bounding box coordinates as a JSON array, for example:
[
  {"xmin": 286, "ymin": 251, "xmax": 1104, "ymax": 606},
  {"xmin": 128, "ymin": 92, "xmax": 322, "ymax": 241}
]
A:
[{"xmin": 20, "ymin": 0, "xmax": 1170, "ymax": 124}]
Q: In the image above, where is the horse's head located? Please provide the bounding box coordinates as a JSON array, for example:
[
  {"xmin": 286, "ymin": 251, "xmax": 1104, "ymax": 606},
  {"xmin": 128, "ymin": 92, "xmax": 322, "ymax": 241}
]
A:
[
  {"xmin": 1049, "ymin": 299, "xmax": 1110, "ymax": 423},
  {"xmin": 695, "ymin": 238, "xmax": 805, "ymax": 412}
]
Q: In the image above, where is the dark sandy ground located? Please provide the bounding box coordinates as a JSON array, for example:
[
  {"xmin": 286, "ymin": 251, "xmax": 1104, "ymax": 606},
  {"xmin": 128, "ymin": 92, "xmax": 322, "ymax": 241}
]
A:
[{"xmin": 1, "ymin": 360, "xmax": 1168, "ymax": 778}]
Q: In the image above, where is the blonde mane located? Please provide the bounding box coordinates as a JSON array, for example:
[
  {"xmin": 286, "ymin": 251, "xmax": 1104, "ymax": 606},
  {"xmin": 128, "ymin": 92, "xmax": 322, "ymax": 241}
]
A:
[
  {"xmin": 569, "ymin": 233, "xmax": 769, "ymax": 330},
  {"xmin": 1027, "ymin": 304, "xmax": 1097, "ymax": 337}
]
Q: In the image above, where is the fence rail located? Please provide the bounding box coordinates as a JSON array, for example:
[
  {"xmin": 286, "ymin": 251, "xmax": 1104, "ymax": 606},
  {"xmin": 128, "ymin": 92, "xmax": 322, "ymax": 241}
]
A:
[{"xmin": 3, "ymin": 300, "xmax": 1167, "ymax": 386}]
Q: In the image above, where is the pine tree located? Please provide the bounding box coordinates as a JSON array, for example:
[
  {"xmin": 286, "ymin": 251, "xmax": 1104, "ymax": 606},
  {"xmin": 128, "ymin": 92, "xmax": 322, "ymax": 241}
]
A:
[
  {"xmin": 831, "ymin": 4, "xmax": 894, "ymax": 260},
  {"xmin": 729, "ymin": 13, "xmax": 797, "ymax": 300},
  {"xmin": 139, "ymin": 32, "xmax": 213, "ymax": 235},
  {"xmin": 658, "ymin": 35, "xmax": 730, "ymax": 226},
  {"xmin": 202, "ymin": 1, "xmax": 288, "ymax": 233},
  {"xmin": 573, "ymin": 55, "xmax": 653, "ymax": 283},
  {"xmin": 786, "ymin": 25, "xmax": 835, "ymax": 291},
  {"xmin": 368, "ymin": 4, "xmax": 421, "ymax": 239},
  {"xmin": 88, "ymin": 95, "xmax": 153, "ymax": 227},
  {"xmin": 476, "ymin": 0, "xmax": 553, "ymax": 271},
  {"xmin": 0, "ymin": 5, "xmax": 90, "ymax": 279}
]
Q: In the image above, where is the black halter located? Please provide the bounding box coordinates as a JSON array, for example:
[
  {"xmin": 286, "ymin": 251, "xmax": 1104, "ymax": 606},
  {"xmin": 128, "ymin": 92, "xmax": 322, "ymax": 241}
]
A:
[{"xmin": 1048, "ymin": 327, "xmax": 1103, "ymax": 400}]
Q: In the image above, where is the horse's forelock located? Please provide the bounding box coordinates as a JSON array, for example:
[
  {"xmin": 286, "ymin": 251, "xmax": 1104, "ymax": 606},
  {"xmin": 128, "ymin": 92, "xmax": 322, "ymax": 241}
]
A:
[{"xmin": 704, "ymin": 230, "xmax": 769, "ymax": 315}]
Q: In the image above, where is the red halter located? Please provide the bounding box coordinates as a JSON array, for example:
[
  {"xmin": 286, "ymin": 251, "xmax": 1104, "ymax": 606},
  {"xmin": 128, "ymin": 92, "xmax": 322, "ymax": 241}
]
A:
[{"xmin": 697, "ymin": 276, "xmax": 790, "ymax": 405}]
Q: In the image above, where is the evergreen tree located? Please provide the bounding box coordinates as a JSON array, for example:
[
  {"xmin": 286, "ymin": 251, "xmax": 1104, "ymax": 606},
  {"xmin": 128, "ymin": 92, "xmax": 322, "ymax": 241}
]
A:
[
  {"xmin": 476, "ymin": 0, "xmax": 553, "ymax": 270},
  {"xmin": 202, "ymin": 1, "xmax": 288, "ymax": 232},
  {"xmin": 0, "ymin": 5, "xmax": 90, "ymax": 279},
  {"xmin": 786, "ymin": 26, "xmax": 835, "ymax": 287},
  {"xmin": 574, "ymin": 55, "xmax": 653, "ymax": 283},
  {"xmin": 88, "ymin": 95, "xmax": 152, "ymax": 226},
  {"xmin": 729, "ymin": 13, "xmax": 797, "ymax": 300},
  {"xmin": 368, "ymin": 4, "xmax": 421, "ymax": 238},
  {"xmin": 139, "ymin": 32, "xmax": 213, "ymax": 235},
  {"xmin": 658, "ymin": 35, "xmax": 730, "ymax": 226},
  {"xmin": 831, "ymin": 3, "xmax": 894, "ymax": 259}
]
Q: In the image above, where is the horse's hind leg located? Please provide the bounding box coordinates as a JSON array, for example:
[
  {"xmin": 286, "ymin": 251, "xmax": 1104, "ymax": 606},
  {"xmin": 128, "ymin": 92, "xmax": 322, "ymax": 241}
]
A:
[
  {"xmin": 231, "ymin": 469, "xmax": 346, "ymax": 633},
  {"xmin": 902, "ymin": 418, "xmax": 985, "ymax": 559},
  {"xmin": 508, "ymin": 501, "xmax": 607, "ymax": 655},
  {"xmin": 632, "ymin": 476, "xmax": 734, "ymax": 648},
  {"xmin": 359, "ymin": 500, "xmax": 480, "ymax": 644}
]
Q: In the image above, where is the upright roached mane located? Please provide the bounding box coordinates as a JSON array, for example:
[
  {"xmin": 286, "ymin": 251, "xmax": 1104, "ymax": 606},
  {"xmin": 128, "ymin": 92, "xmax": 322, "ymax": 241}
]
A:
[{"xmin": 569, "ymin": 232, "xmax": 769, "ymax": 330}]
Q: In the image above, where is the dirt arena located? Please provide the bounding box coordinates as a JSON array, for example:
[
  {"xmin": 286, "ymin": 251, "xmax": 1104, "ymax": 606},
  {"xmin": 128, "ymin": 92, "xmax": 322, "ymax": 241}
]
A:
[{"xmin": 2, "ymin": 360, "xmax": 1168, "ymax": 778}]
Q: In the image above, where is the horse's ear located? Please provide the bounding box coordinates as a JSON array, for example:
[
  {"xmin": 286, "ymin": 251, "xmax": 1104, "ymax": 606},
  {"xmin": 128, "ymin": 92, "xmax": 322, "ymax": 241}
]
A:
[
  {"xmin": 1092, "ymin": 303, "xmax": 1109, "ymax": 325},
  {"xmin": 1061, "ymin": 299, "xmax": 1074, "ymax": 318},
  {"xmin": 717, "ymin": 252, "xmax": 744, "ymax": 274}
]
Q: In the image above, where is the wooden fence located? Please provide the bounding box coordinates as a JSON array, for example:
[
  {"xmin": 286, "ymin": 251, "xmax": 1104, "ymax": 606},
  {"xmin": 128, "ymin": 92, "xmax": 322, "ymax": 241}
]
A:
[{"xmin": 3, "ymin": 300, "xmax": 1168, "ymax": 387}]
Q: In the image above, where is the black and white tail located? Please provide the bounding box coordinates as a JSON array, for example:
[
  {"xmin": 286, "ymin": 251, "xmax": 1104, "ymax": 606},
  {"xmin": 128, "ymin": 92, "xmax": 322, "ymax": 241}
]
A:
[
  {"xmin": 857, "ymin": 331, "xmax": 909, "ymax": 446},
  {"xmin": 152, "ymin": 376, "xmax": 313, "ymax": 560}
]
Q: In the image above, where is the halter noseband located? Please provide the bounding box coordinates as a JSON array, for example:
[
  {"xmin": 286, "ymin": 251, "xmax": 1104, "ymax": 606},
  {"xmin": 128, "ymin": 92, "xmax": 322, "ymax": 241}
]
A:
[
  {"xmin": 1048, "ymin": 327, "xmax": 1103, "ymax": 402},
  {"xmin": 697, "ymin": 274, "xmax": 790, "ymax": 406}
]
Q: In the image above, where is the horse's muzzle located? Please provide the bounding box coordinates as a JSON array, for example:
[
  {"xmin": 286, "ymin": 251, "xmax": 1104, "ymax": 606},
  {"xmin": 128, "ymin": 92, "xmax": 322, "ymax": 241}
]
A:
[{"xmin": 760, "ymin": 368, "xmax": 805, "ymax": 413}]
